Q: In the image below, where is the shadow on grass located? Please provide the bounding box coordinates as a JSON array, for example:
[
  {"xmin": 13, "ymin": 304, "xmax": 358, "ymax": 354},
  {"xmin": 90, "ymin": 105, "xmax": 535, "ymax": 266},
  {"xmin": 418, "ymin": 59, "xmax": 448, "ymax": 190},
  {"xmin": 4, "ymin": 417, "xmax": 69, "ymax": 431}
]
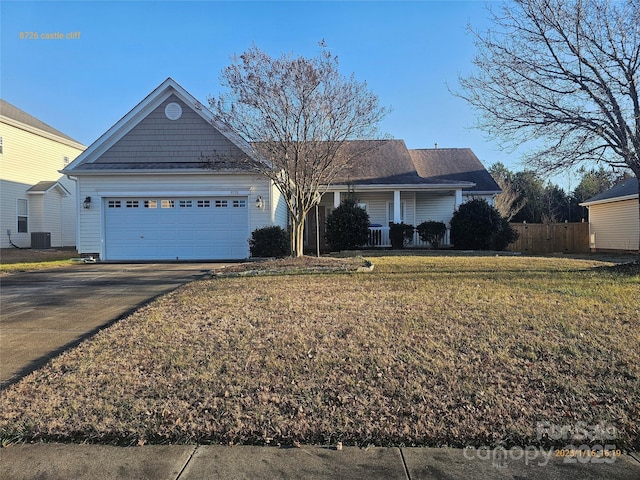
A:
[{"xmin": 590, "ymin": 260, "xmax": 640, "ymax": 277}]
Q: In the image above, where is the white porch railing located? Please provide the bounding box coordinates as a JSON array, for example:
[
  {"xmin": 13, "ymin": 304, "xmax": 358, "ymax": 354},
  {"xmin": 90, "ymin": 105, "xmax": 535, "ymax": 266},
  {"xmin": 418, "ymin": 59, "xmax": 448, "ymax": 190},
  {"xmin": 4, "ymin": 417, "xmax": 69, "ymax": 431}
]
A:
[
  {"xmin": 367, "ymin": 226, "xmax": 391, "ymax": 247},
  {"xmin": 365, "ymin": 226, "xmax": 451, "ymax": 248}
]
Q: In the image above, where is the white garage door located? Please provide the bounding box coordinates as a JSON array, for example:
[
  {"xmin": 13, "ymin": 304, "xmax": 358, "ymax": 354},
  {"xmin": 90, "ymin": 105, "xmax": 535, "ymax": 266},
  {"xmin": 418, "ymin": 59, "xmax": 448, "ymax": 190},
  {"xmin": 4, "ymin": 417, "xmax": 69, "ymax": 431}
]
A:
[{"xmin": 104, "ymin": 197, "xmax": 249, "ymax": 260}]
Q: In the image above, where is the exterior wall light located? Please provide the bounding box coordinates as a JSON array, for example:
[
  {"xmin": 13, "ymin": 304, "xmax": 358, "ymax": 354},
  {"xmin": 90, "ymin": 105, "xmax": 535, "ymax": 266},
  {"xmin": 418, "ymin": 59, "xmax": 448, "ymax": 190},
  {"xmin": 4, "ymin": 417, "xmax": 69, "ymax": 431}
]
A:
[
  {"xmin": 83, "ymin": 196, "xmax": 92, "ymax": 209},
  {"xmin": 255, "ymin": 195, "xmax": 263, "ymax": 209}
]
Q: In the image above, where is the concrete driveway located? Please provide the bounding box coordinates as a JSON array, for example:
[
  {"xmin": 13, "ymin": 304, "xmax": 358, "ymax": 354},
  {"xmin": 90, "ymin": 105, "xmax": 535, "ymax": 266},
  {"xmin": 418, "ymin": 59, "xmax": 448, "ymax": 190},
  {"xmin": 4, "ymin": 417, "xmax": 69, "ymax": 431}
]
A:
[{"xmin": 0, "ymin": 262, "xmax": 230, "ymax": 388}]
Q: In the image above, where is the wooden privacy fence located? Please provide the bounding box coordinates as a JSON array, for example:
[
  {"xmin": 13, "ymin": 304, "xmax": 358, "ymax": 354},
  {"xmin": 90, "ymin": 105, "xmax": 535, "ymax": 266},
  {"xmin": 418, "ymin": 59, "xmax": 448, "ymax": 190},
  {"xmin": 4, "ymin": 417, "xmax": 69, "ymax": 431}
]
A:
[{"xmin": 507, "ymin": 222, "xmax": 590, "ymax": 254}]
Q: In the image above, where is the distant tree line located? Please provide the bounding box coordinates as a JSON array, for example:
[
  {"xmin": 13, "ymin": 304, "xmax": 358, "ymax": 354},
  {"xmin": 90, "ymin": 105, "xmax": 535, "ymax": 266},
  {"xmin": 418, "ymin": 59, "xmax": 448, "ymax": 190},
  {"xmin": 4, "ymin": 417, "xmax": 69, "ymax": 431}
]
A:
[{"xmin": 489, "ymin": 163, "xmax": 632, "ymax": 224}]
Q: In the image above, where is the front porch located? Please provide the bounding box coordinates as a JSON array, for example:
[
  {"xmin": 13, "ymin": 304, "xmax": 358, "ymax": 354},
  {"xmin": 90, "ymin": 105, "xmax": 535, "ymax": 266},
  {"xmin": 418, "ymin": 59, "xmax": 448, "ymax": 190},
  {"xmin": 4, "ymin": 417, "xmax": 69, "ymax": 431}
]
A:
[
  {"xmin": 366, "ymin": 225, "xmax": 451, "ymax": 248},
  {"xmin": 306, "ymin": 187, "xmax": 463, "ymax": 251}
]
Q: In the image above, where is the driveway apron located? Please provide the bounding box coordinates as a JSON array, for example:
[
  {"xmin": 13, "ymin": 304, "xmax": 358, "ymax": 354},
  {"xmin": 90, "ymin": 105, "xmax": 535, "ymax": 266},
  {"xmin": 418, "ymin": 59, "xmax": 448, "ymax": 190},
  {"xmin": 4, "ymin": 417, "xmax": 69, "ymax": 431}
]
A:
[{"xmin": 0, "ymin": 263, "xmax": 226, "ymax": 388}]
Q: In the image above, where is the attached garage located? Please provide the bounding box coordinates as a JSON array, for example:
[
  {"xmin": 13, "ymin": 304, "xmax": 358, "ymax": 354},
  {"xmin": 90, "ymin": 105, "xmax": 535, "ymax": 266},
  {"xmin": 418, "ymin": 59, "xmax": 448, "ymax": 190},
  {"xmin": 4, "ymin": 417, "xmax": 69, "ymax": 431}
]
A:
[
  {"xmin": 104, "ymin": 196, "xmax": 249, "ymax": 260},
  {"xmin": 62, "ymin": 78, "xmax": 289, "ymax": 262}
]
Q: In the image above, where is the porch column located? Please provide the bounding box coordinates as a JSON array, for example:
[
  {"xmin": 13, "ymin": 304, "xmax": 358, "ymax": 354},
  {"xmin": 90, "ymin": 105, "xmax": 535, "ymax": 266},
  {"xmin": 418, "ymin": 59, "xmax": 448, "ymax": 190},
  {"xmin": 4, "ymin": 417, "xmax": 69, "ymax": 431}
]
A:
[
  {"xmin": 393, "ymin": 190, "xmax": 401, "ymax": 223},
  {"xmin": 334, "ymin": 191, "xmax": 341, "ymax": 208},
  {"xmin": 454, "ymin": 189, "xmax": 463, "ymax": 209}
]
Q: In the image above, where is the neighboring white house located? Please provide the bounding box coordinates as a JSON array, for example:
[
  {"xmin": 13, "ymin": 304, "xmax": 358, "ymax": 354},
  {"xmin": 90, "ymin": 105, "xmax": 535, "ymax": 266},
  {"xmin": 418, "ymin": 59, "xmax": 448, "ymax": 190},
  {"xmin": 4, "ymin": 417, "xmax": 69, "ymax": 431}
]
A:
[
  {"xmin": 63, "ymin": 78, "xmax": 501, "ymax": 261},
  {"xmin": 0, "ymin": 100, "xmax": 86, "ymax": 249},
  {"xmin": 580, "ymin": 178, "xmax": 640, "ymax": 253}
]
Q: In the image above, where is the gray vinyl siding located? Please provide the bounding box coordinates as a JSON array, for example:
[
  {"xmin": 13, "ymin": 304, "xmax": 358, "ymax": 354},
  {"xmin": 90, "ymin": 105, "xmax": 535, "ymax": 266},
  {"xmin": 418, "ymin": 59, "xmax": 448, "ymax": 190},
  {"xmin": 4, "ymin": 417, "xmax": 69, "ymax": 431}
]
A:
[
  {"xmin": 94, "ymin": 95, "xmax": 247, "ymax": 164},
  {"xmin": 590, "ymin": 199, "xmax": 639, "ymax": 251}
]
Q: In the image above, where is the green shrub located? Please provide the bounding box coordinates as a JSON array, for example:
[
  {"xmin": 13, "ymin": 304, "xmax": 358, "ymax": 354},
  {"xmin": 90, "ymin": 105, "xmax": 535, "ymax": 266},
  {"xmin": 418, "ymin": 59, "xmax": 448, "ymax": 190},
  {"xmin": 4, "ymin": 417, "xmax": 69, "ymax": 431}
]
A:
[
  {"xmin": 325, "ymin": 198, "xmax": 370, "ymax": 251},
  {"xmin": 416, "ymin": 221, "xmax": 447, "ymax": 249},
  {"xmin": 389, "ymin": 222, "xmax": 414, "ymax": 249},
  {"xmin": 450, "ymin": 199, "xmax": 517, "ymax": 251},
  {"xmin": 249, "ymin": 226, "xmax": 290, "ymax": 258},
  {"xmin": 494, "ymin": 217, "xmax": 519, "ymax": 251}
]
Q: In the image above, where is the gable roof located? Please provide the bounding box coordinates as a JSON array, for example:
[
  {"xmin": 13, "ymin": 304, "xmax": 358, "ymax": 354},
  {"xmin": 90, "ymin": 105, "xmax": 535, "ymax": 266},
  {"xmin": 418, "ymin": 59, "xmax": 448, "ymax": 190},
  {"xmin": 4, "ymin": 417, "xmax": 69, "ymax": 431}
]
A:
[
  {"xmin": 329, "ymin": 140, "xmax": 478, "ymax": 189},
  {"xmin": 0, "ymin": 99, "xmax": 85, "ymax": 149},
  {"xmin": 62, "ymin": 78, "xmax": 261, "ymax": 175},
  {"xmin": 58, "ymin": 78, "xmax": 496, "ymax": 189},
  {"xmin": 580, "ymin": 178, "xmax": 639, "ymax": 206},
  {"xmin": 333, "ymin": 140, "xmax": 427, "ymax": 185},
  {"xmin": 408, "ymin": 148, "xmax": 501, "ymax": 193},
  {"xmin": 26, "ymin": 180, "xmax": 71, "ymax": 196}
]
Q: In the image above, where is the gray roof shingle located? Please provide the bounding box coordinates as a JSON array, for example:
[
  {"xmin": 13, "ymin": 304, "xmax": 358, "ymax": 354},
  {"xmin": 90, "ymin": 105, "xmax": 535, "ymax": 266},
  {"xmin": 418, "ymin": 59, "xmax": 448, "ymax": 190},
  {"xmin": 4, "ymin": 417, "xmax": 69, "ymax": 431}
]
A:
[
  {"xmin": 0, "ymin": 99, "xmax": 83, "ymax": 145},
  {"xmin": 26, "ymin": 181, "xmax": 71, "ymax": 195},
  {"xmin": 408, "ymin": 148, "xmax": 501, "ymax": 192},
  {"xmin": 333, "ymin": 140, "xmax": 426, "ymax": 185},
  {"xmin": 331, "ymin": 140, "xmax": 477, "ymax": 187},
  {"xmin": 583, "ymin": 178, "xmax": 639, "ymax": 204}
]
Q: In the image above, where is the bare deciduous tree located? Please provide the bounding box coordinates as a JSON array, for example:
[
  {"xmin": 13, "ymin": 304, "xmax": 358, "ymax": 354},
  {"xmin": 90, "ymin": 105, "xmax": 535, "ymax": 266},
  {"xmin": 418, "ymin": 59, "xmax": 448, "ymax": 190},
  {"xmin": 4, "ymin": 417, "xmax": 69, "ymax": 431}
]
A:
[
  {"xmin": 208, "ymin": 43, "xmax": 387, "ymax": 257},
  {"xmin": 489, "ymin": 162, "xmax": 527, "ymax": 220},
  {"xmin": 458, "ymin": 0, "xmax": 640, "ymax": 251}
]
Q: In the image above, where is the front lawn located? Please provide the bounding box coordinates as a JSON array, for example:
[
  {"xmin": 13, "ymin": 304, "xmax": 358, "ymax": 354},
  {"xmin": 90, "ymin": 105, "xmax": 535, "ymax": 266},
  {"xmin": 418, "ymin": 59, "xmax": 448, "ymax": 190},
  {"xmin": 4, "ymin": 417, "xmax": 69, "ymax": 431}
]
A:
[
  {"xmin": 1, "ymin": 255, "xmax": 638, "ymax": 450},
  {"xmin": 0, "ymin": 248, "xmax": 78, "ymax": 273}
]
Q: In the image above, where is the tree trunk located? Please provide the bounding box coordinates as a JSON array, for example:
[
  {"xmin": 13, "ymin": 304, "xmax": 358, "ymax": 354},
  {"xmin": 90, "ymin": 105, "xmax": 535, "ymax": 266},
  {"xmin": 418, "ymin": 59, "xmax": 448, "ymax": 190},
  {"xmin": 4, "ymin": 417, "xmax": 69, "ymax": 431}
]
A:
[{"xmin": 291, "ymin": 218, "xmax": 305, "ymax": 258}]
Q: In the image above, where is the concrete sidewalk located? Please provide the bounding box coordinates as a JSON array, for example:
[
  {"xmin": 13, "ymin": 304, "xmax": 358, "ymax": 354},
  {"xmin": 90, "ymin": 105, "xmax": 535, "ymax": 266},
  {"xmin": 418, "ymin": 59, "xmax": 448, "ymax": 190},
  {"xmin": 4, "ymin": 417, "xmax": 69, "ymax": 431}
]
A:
[{"xmin": 2, "ymin": 444, "xmax": 639, "ymax": 480}]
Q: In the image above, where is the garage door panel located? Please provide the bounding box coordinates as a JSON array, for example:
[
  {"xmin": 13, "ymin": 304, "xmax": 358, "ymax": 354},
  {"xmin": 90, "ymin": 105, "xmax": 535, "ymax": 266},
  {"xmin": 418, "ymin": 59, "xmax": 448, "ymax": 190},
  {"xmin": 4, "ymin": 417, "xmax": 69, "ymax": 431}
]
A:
[{"xmin": 104, "ymin": 197, "xmax": 249, "ymax": 260}]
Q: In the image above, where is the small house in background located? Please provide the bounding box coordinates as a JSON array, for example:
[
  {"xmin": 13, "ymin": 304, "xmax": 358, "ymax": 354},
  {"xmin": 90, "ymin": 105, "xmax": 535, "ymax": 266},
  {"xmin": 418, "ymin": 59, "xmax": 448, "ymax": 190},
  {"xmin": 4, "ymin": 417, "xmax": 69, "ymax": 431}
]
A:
[
  {"xmin": 580, "ymin": 178, "xmax": 640, "ymax": 253},
  {"xmin": 0, "ymin": 100, "xmax": 86, "ymax": 249}
]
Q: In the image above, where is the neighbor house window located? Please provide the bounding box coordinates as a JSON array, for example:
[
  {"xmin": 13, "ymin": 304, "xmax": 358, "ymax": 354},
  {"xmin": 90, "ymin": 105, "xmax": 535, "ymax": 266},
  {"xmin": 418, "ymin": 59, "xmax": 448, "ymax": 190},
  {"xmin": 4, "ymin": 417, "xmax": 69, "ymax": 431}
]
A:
[{"xmin": 17, "ymin": 199, "xmax": 28, "ymax": 232}]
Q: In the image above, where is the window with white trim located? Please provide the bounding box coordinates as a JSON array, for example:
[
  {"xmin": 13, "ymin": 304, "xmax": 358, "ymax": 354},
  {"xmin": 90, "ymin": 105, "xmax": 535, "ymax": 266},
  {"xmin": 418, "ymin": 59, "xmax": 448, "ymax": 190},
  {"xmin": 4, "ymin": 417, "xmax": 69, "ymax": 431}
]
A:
[{"xmin": 17, "ymin": 199, "xmax": 28, "ymax": 233}]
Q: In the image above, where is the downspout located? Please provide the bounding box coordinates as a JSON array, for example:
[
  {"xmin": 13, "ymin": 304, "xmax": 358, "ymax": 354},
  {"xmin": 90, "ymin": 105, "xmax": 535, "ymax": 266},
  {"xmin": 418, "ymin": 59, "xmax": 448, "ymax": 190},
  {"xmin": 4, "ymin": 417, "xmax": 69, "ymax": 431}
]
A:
[{"xmin": 66, "ymin": 175, "xmax": 80, "ymax": 252}]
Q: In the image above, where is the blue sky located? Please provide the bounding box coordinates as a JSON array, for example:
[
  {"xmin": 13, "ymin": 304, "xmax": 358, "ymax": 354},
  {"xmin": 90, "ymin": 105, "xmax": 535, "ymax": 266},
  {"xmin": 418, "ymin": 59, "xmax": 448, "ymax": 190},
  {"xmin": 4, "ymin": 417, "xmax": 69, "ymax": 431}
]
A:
[{"xmin": 2, "ymin": 0, "xmax": 553, "ymax": 182}]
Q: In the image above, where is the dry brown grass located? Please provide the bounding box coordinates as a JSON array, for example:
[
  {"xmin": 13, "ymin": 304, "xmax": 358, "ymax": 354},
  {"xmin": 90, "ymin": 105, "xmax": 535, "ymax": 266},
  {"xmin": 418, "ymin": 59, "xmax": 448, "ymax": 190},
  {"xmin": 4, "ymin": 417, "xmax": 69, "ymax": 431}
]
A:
[
  {"xmin": 0, "ymin": 248, "xmax": 78, "ymax": 273},
  {"xmin": 1, "ymin": 255, "xmax": 638, "ymax": 450}
]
